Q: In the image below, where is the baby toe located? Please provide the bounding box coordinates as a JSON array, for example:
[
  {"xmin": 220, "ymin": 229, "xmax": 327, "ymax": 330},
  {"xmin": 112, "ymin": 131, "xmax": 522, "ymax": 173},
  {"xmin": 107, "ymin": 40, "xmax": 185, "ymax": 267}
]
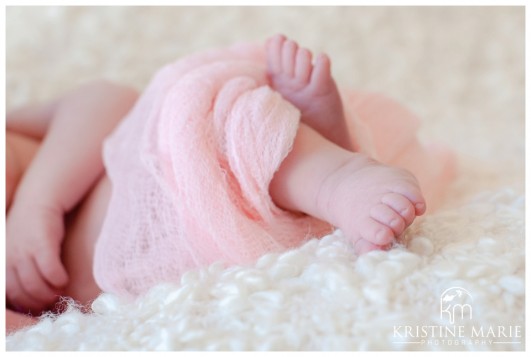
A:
[
  {"xmin": 281, "ymin": 40, "xmax": 298, "ymax": 77},
  {"xmin": 354, "ymin": 238, "xmax": 384, "ymax": 255},
  {"xmin": 392, "ymin": 182, "xmax": 426, "ymax": 216},
  {"xmin": 294, "ymin": 47, "xmax": 312, "ymax": 85},
  {"xmin": 359, "ymin": 217, "xmax": 395, "ymax": 246},
  {"xmin": 266, "ymin": 34, "xmax": 285, "ymax": 74},
  {"xmin": 309, "ymin": 53, "xmax": 332, "ymax": 92},
  {"xmin": 381, "ymin": 192, "xmax": 416, "ymax": 226},
  {"xmin": 414, "ymin": 201, "xmax": 427, "ymax": 216},
  {"xmin": 370, "ymin": 203, "xmax": 406, "ymax": 236}
]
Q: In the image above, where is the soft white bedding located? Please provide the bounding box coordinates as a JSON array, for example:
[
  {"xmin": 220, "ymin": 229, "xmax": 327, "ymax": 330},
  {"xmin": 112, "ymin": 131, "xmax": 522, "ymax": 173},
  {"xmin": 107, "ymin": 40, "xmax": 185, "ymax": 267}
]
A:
[{"xmin": 5, "ymin": 7, "xmax": 524, "ymax": 351}]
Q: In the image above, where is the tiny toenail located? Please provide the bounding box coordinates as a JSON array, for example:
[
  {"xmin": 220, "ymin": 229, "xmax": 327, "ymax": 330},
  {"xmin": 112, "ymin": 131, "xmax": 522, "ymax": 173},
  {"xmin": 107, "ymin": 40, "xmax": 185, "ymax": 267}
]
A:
[{"xmin": 416, "ymin": 203, "xmax": 425, "ymax": 211}]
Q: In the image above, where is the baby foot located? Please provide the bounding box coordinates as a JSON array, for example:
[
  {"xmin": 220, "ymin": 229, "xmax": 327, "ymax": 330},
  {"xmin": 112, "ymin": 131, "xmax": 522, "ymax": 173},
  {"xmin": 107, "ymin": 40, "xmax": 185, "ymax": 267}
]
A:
[
  {"xmin": 265, "ymin": 34, "xmax": 426, "ymax": 254},
  {"xmin": 266, "ymin": 34, "xmax": 354, "ymax": 151},
  {"xmin": 317, "ymin": 155, "xmax": 426, "ymax": 254}
]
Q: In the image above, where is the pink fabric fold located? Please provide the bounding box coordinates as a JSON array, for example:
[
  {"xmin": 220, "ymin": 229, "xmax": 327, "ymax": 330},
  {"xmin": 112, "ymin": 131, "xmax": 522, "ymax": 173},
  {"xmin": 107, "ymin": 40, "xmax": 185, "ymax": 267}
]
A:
[{"xmin": 93, "ymin": 42, "xmax": 455, "ymax": 298}]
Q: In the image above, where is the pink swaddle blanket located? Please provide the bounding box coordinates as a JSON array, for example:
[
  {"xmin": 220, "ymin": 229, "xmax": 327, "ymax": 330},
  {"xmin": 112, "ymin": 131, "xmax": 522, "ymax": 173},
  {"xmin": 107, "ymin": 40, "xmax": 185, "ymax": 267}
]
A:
[{"xmin": 94, "ymin": 42, "xmax": 455, "ymax": 299}]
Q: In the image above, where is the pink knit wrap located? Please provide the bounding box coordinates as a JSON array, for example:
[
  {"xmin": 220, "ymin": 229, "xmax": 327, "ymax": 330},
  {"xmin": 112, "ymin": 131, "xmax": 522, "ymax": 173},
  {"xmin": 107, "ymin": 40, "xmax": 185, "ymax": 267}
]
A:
[{"xmin": 93, "ymin": 42, "xmax": 455, "ymax": 298}]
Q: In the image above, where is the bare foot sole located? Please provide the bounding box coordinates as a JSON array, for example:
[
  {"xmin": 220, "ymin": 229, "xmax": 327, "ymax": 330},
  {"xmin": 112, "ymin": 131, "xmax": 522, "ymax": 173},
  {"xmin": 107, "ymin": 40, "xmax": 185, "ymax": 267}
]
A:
[
  {"xmin": 266, "ymin": 34, "xmax": 354, "ymax": 151},
  {"xmin": 317, "ymin": 154, "xmax": 426, "ymax": 254}
]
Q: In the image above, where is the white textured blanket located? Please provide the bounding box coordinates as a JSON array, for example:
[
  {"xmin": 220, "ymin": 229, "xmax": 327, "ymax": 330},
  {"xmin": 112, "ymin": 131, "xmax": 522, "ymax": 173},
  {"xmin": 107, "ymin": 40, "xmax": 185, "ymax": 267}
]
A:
[
  {"xmin": 5, "ymin": 7, "xmax": 524, "ymax": 351},
  {"xmin": 5, "ymin": 172, "xmax": 525, "ymax": 351}
]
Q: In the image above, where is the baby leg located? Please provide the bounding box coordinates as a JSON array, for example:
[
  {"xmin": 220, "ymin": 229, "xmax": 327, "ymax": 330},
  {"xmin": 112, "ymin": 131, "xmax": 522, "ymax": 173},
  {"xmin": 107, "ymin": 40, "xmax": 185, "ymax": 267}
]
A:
[{"xmin": 270, "ymin": 123, "xmax": 426, "ymax": 254}]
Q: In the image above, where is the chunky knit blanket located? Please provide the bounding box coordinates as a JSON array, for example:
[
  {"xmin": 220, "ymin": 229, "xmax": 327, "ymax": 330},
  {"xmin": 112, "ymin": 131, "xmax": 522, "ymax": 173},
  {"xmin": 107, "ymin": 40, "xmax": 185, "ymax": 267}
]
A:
[{"xmin": 6, "ymin": 183, "xmax": 524, "ymax": 350}]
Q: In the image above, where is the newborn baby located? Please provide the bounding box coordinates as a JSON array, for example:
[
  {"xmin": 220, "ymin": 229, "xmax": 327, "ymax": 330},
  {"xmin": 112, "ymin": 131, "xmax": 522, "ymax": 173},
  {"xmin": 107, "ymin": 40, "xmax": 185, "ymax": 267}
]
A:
[{"xmin": 6, "ymin": 34, "xmax": 428, "ymax": 331}]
